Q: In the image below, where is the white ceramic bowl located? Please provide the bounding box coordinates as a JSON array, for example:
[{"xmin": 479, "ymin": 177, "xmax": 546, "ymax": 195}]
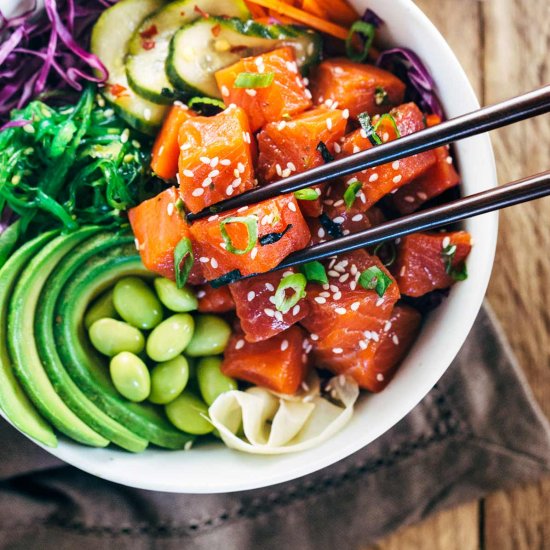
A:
[{"xmin": 2, "ymin": 0, "xmax": 497, "ymax": 493}]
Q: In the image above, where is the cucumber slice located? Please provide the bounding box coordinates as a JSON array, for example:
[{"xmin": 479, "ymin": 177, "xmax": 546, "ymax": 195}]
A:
[
  {"xmin": 91, "ymin": 0, "xmax": 168, "ymax": 134},
  {"xmin": 0, "ymin": 232, "xmax": 57, "ymax": 448},
  {"xmin": 167, "ymin": 17, "xmax": 322, "ymax": 99},
  {"xmin": 125, "ymin": 0, "xmax": 251, "ymax": 104}
]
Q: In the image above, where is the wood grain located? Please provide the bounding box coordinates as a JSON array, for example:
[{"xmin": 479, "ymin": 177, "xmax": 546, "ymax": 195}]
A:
[{"xmin": 369, "ymin": 0, "xmax": 550, "ymax": 547}]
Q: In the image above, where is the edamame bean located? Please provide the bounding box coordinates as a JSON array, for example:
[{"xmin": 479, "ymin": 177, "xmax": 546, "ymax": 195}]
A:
[
  {"xmin": 165, "ymin": 392, "xmax": 213, "ymax": 435},
  {"xmin": 185, "ymin": 315, "xmax": 231, "ymax": 357},
  {"xmin": 149, "ymin": 356, "xmax": 190, "ymax": 405},
  {"xmin": 89, "ymin": 319, "xmax": 144, "ymax": 356},
  {"xmin": 84, "ymin": 290, "xmax": 118, "ymax": 329},
  {"xmin": 146, "ymin": 313, "xmax": 194, "ymax": 362},
  {"xmin": 154, "ymin": 278, "xmax": 198, "ymax": 312},
  {"xmin": 196, "ymin": 357, "xmax": 237, "ymax": 405},
  {"xmin": 113, "ymin": 277, "xmax": 163, "ymax": 329},
  {"xmin": 110, "ymin": 352, "xmax": 150, "ymax": 402}
]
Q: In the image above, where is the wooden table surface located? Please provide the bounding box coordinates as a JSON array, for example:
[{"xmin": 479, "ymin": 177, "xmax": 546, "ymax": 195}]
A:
[{"xmin": 367, "ymin": 0, "xmax": 550, "ymax": 548}]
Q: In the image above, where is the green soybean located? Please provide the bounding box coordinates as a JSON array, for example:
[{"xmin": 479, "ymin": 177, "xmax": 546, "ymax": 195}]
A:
[
  {"xmin": 154, "ymin": 278, "xmax": 198, "ymax": 312},
  {"xmin": 110, "ymin": 352, "xmax": 150, "ymax": 402},
  {"xmin": 89, "ymin": 319, "xmax": 144, "ymax": 357},
  {"xmin": 113, "ymin": 277, "xmax": 163, "ymax": 329},
  {"xmin": 149, "ymin": 356, "xmax": 190, "ymax": 405},
  {"xmin": 185, "ymin": 315, "xmax": 231, "ymax": 357},
  {"xmin": 196, "ymin": 357, "xmax": 237, "ymax": 405},
  {"xmin": 146, "ymin": 313, "xmax": 194, "ymax": 362},
  {"xmin": 165, "ymin": 392, "xmax": 213, "ymax": 435},
  {"xmin": 84, "ymin": 290, "xmax": 118, "ymax": 329}
]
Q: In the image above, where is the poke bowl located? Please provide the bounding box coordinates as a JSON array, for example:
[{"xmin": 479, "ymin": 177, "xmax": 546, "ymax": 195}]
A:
[{"xmin": 0, "ymin": 0, "xmax": 497, "ymax": 493}]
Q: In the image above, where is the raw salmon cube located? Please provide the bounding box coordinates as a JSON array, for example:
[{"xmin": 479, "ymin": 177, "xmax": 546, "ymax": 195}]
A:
[
  {"xmin": 197, "ymin": 285, "xmax": 235, "ymax": 313},
  {"xmin": 215, "ymin": 47, "xmax": 312, "ymax": 132},
  {"xmin": 189, "ymin": 193, "xmax": 311, "ymax": 280},
  {"xmin": 310, "ymin": 58, "xmax": 406, "ymax": 119},
  {"xmin": 178, "ymin": 106, "xmax": 256, "ymax": 213},
  {"xmin": 392, "ymin": 231, "xmax": 472, "ymax": 297},
  {"xmin": 222, "ymin": 326, "xmax": 310, "ymax": 394}
]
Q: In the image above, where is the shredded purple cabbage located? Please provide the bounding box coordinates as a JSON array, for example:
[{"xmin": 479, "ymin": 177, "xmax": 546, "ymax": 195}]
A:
[
  {"xmin": 0, "ymin": 0, "xmax": 113, "ymax": 123},
  {"xmin": 0, "ymin": 118, "xmax": 29, "ymax": 132},
  {"xmin": 376, "ymin": 48, "xmax": 444, "ymax": 118},
  {"xmin": 362, "ymin": 8, "xmax": 384, "ymax": 28}
]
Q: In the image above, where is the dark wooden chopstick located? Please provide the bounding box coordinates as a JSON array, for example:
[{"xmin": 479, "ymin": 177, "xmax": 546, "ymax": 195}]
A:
[
  {"xmin": 215, "ymin": 170, "xmax": 550, "ymax": 285},
  {"xmin": 188, "ymin": 85, "xmax": 550, "ymax": 222}
]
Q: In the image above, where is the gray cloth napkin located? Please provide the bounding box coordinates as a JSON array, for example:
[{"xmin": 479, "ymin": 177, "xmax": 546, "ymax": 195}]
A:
[{"xmin": 0, "ymin": 303, "xmax": 548, "ymax": 549}]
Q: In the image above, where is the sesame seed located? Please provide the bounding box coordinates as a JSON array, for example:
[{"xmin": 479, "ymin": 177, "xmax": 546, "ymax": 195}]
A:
[
  {"xmin": 376, "ymin": 297, "xmax": 385, "ymax": 307},
  {"xmin": 342, "ymin": 109, "xmax": 350, "ymax": 119},
  {"xmin": 211, "ymin": 258, "xmax": 218, "ymax": 269},
  {"xmin": 180, "ymin": 143, "xmax": 191, "ymax": 151},
  {"xmin": 226, "ymin": 185, "xmax": 234, "ymax": 195},
  {"xmin": 192, "ymin": 188, "xmax": 204, "ymax": 196},
  {"xmin": 120, "ymin": 129, "xmax": 130, "ymax": 143},
  {"xmin": 265, "ymin": 283, "xmax": 275, "ymax": 291},
  {"xmin": 442, "ymin": 236, "xmax": 451, "ymax": 248},
  {"xmin": 199, "ymin": 257, "xmax": 210, "ymax": 263},
  {"xmin": 202, "ymin": 177, "xmax": 213, "ymax": 188},
  {"xmin": 183, "ymin": 169, "xmax": 194, "ymax": 178},
  {"xmin": 238, "ymin": 162, "xmax": 245, "ymax": 173},
  {"xmin": 446, "ymin": 156, "xmax": 453, "ymax": 164},
  {"xmin": 196, "ymin": 290, "xmax": 207, "ymax": 299},
  {"xmin": 353, "ymin": 145, "xmax": 361, "ymax": 154},
  {"xmin": 359, "ymin": 340, "xmax": 368, "ymax": 350},
  {"xmin": 392, "ymin": 335, "xmax": 400, "ymax": 345},
  {"xmin": 275, "ymin": 311, "xmax": 283, "ymax": 322},
  {"xmin": 220, "ymin": 159, "xmax": 231, "ymax": 166},
  {"xmin": 400, "ymin": 266, "xmax": 406, "ymax": 277},
  {"xmin": 334, "ymin": 143, "xmax": 342, "ymax": 154},
  {"xmin": 339, "ymin": 273, "xmax": 350, "ymax": 283},
  {"xmin": 292, "ymin": 305, "xmax": 301, "ymax": 316},
  {"xmin": 319, "ymin": 291, "xmax": 330, "ymax": 298},
  {"xmin": 275, "ymin": 164, "xmax": 282, "ymax": 177},
  {"xmin": 333, "ymin": 199, "xmax": 344, "ymax": 207},
  {"xmin": 417, "ymin": 192, "xmax": 428, "ymax": 200},
  {"xmin": 329, "ymin": 283, "xmax": 338, "ymax": 291},
  {"xmin": 350, "ymin": 281, "xmax": 357, "ymax": 291},
  {"xmin": 382, "ymin": 132, "xmax": 390, "ymax": 142},
  {"xmin": 264, "ymin": 308, "xmax": 275, "ymax": 317},
  {"xmin": 209, "ymin": 169, "xmax": 220, "ymax": 178},
  {"xmin": 167, "ymin": 203, "xmax": 174, "ymax": 216},
  {"xmin": 404, "ymin": 196, "xmax": 415, "ymax": 203},
  {"xmin": 134, "ymin": 238, "xmax": 140, "ymax": 251},
  {"xmin": 310, "ymin": 333, "xmax": 319, "ymax": 341},
  {"xmin": 245, "ymin": 89, "xmax": 257, "ymax": 96},
  {"xmin": 282, "ymin": 168, "xmax": 291, "ymax": 178},
  {"xmin": 288, "ymin": 202, "xmax": 297, "ymax": 212},
  {"xmin": 351, "ymin": 301, "xmax": 360, "ymax": 311},
  {"xmin": 335, "ymin": 307, "xmax": 347, "ymax": 315},
  {"xmin": 235, "ymin": 339, "xmax": 245, "ymax": 350},
  {"xmin": 328, "ymin": 270, "xmax": 339, "ymax": 278},
  {"xmin": 208, "ymin": 214, "xmax": 219, "ymax": 222},
  {"xmin": 360, "ymin": 129, "xmax": 368, "ymax": 139},
  {"xmin": 281, "ymin": 339, "xmax": 289, "ymax": 351},
  {"xmin": 251, "ymin": 247, "xmax": 258, "ymax": 259},
  {"xmin": 314, "ymin": 296, "xmax": 327, "ymax": 304},
  {"xmin": 392, "ymin": 161, "xmax": 400, "ymax": 170},
  {"xmin": 369, "ymin": 173, "xmax": 379, "ymax": 183},
  {"xmin": 384, "ymin": 321, "xmax": 392, "ymax": 332},
  {"xmin": 200, "ymin": 156, "xmax": 211, "ymax": 164},
  {"xmin": 247, "ymin": 291, "xmax": 255, "ymax": 302},
  {"xmin": 287, "ymin": 162, "xmax": 297, "ymax": 172},
  {"xmin": 376, "ymin": 373, "xmax": 385, "ymax": 381},
  {"xmin": 393, "ymin": 175, "xmax": 403, "ymax": 184},
  {"xmin": 352, "ymin": 214, "xmax": 363, "ymax": 222},
  {"xmin": 350, "ymin": 265, "xmax": 358, "ymax": 275},
  {"xmin": 333, "ymin": 348, "xmax": 343, "ymax": 354},
  {"xmin": 326, "ymin": 118, "xmax": 333, "ymax": 130},
  {"xmin": 221, "ymin": 85, "xmax": 230, "ymax": 97},
  {"xmin": 333, "ymin": 216, "xmax": 345, "ymax": 224}
]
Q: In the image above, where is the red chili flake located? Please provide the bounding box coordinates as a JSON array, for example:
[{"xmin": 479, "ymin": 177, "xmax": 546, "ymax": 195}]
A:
[
  {"xmin": 109, "ymin": 84, "xmax": 129, "ymax": 98},
  {"xmin": 194, "ymin": 5, "xmax": 209, "ymax": 18},
  {"xmin": 140, "ymin": 24, "xmax": 158, "ymax": 39},
  {"xmin": 211, "ymin": 23, "xmax": 221, "ymax": 37},
  {"xmin": 142, "ymin": 39, "xmax": 155, "ymax": 50}
]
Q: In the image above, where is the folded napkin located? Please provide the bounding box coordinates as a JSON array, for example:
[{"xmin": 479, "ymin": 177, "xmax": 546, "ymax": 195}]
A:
[{"xmin": 0, "ymin": 304, "xmax": 548, "ymax": 549}]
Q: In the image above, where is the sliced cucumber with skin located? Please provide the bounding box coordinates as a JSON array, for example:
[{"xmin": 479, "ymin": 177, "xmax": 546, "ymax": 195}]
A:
[
  {"xmin": 125, "ymin": 0, "xmax": 251, "ymax": 104},
  {"xmin": 54, "ymin": 241, "xmax": 194, "ymax": 449},
  {"xmin": 36, "ymin": 232, "xmax": 149, "ymax": 453},
  {"xmin": 8, "ymin": 229, "xmax": 109, "ymax": 448},
  {"xmin": 0, "ymin": 232, "xmax": 57, "ymax": 448},
  {"xmin": 91, "ymin": 0, "xmax": 168, "ymax": 134},
  {"xmin": 167, "ymin": 17, "xmax": 322, "ymax": 99}
]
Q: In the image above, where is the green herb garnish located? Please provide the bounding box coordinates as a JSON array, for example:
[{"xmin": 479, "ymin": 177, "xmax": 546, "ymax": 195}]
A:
[
  {"xmin": 358, "ymin": 112, "xmax": 382, "ymax": 146},
  {"xmin": 274, "ymin": 273, "xmax": 307, "ymax": 314},
  {"xmin": 234, "ymin": 72, "xmax": 275, "ymax": 89},
  {"xmin": 219, "ymin": 215, "xmax": 258, "ymax": 255},
  {"xmin": 174, "ymin": 237, "xmax": 194, "ymax": 288},
  {"xmin": 358, "ymin": 266, "xmax": 393, "ymax": 297},
  {"xmin": 344, "ymin": 180, "xmax": 362, "ymax": 209},
  {"xmin": 346, "ymin": 21, "xmax": 376, "ymax": 63},
  {"xmin": 300, "ymin": 261, "xmax": 328, "ymax": 285},
  {"xmin": 441, "ymin": 241, "xmax": 468, "ymax": 281},
  {"xmin": 294, "ymin": 188, "xmax": 319, "ymax": 201},
  {"xmin": 374, "ymin": 86, "xmax": 388, "ymax": 106}
]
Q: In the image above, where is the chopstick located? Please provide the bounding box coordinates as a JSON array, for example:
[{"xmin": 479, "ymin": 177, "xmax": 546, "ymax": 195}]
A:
[
  {"xmin": 213, "ymin": 170, "xmax": 550, "ymax": 285},
  {"xmin": 187, "ymin": 85, "xmax": 550, "ymax": 222}
]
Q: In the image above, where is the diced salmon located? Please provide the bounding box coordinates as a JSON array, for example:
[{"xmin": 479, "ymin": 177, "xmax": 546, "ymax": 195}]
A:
[
  {"xmin": 313, "ymin": 305, "xmax": 421, "ymax": 392},
  {"xmin": 300, "ymin": 249, "xmax": 400, "ymax": 348},
  {"xmin": 392, "ymin": 231, "xmax": 472, "ymax": 297},
  {"xmin": 128, "ymin": 187, "xmax": 204, "ymax": 284},
  {"xmin": 178, "ymin": 106, "xmax": 256, "ymax": 213},
  {"xmin": 229, "ymin": 269, "xmax": 310, "ymax": 343},
  {"xmin": 310, "ymin": 58, "xmax": 406, "ymax": 119},
  {"xmin": 337, "ymin": 103, "xmax": 437, "ymax": 210},
  {"xmin": 189, "ymin": 193, "xmax": 311, "ymax": 280},
  {"xmin": 151, "ymin": 103, "xmax": 195, "ymax": 180},
  {"xmin": 197, "ymin": 285, "xmax": 235, "ymax": 313},
  {"xmin": 257, "ymin": 107, "xmax": 348, "ymax": 217},
  {"xmin": 221, "ymin": 326, "xmax": 310, "ymax": 394},
  {"xmin": 215, "ymin": 47, "xmax": 312, "ymax": 132},
  {"xmin": 391, "ymin": 146, "xmax": 460, "ymax": 214}
]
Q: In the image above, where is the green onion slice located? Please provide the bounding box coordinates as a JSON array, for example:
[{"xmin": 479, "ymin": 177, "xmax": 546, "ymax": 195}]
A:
[
  {"xmin": 344, "ymin": 180, "xmax": 362, "ymax": 209},
  {"xmin": 358, "ymin": 266, "xmax": 393, "ymax": 297},
  {"xmin": 358, "ymin": 112, "xmax": 382, "ymax": 146},
  {"xmin": 301, "ymin": 261, "xmax": 328, "ymax": 285},
  {"xmin": 274, "ymin": 273, "xmax": 307, "ymax": 314},
  {"xmin": 188, "ymin": 96, "xmax": 226, "ymax": 110},
  {"xmin": 294, "ymin": 188, "xmax": 319, "ymax": 201},
  {"xmin": 441, "ymin": 242, "xmax": 468, "ymax": 281},
  {"xmin": 234, "ymin": 72, "xmax": 275, "ymax": 89},
  {"xmin": 376, "ymin": 113, "xmax": 401, "ymax": 139},
  {"xmin": 373, "ymin": 242, "xmax": 397, "ymax": 267},
  {"xmin": 219, "ymin": 215, "xmax": 258, "ymax": 255},
  {"xmin": 174, "ymin": 237, "xmax": 194, "ymax": 289},
  {"xmin": 374, "ymin": 86, "xmax": 388, "ymax": 106},
  {"xmin": 346, "ymin": 21, "xmax": 376, "ymax": 63}
]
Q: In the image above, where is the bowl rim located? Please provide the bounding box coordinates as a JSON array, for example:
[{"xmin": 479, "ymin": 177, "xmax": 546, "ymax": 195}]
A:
[{"xmin": 0, "ymin": 0, "xmax": 499, "ymax": 493}]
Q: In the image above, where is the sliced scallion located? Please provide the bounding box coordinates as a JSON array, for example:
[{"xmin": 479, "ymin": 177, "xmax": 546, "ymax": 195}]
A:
[
  {"xmin": 344, "ymin": 180, "xmax": 362, "ymax": 209},
  {"xmin": 234, "ymin": 72, "xmax": 275, "ymax": 89},
  {"xmin": 219, "ymin": 215, "xmax": 258, "ymax": 255},
  {"xmin": 358, "ymin": 112, "xmax": 382, "ymax": 146},
  {"xmin": 358, "ymin": 266, "xmax": 393, "ymax": 297},
  {"xmin": 301, "ymin": 261, "xmax": 328, "ymax": 285},
  {"xmin": 274, "ymin": 273, "xmax": 307, "ymax": 314},
  {"xmin": 174, "ymin": 237, "xmax": 194, "ymax": 289},
  {"xmin": 294, "ymin": 188, "xmax": 319, "ymax": 201},
  {"xmin": 346, "ymin": 21, "xmax": 376, "ymax": 63}
]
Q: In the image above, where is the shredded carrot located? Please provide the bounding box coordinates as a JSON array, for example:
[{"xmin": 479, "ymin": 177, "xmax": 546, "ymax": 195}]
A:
[
  {"xmin": 300, "ymin": 0, "xmax": 328, "ymax": 19},
  {"xmin": 245, "ymin": 1, "xmax": 268, "ymax": 19},
  {"xmin": 303, "ymin": 0, "xmax": 359, "ymax": 27},
  {"xmin": 268, "ymin": 8, "xmax": 301, "ymax": 25},
  {"xmin": 245, "ymin": 0, "xmax": 349, "ymax": 40}
]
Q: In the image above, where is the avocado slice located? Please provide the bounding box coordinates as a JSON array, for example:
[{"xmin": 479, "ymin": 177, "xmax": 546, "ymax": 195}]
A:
[
  {"xmin": 35, "ymin": 231, "xmax": 149, "ymax": 453},
  {"xmin": 8, "ymin": 228, "xmax": 109, "ymax": 447},
  {"xmin": 54, "ymin": 237, "xmax": 194, "ymax": 449},
  {"xmin": 0, "ymin": 232, "xmax": 57, "ymax": 448}
]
